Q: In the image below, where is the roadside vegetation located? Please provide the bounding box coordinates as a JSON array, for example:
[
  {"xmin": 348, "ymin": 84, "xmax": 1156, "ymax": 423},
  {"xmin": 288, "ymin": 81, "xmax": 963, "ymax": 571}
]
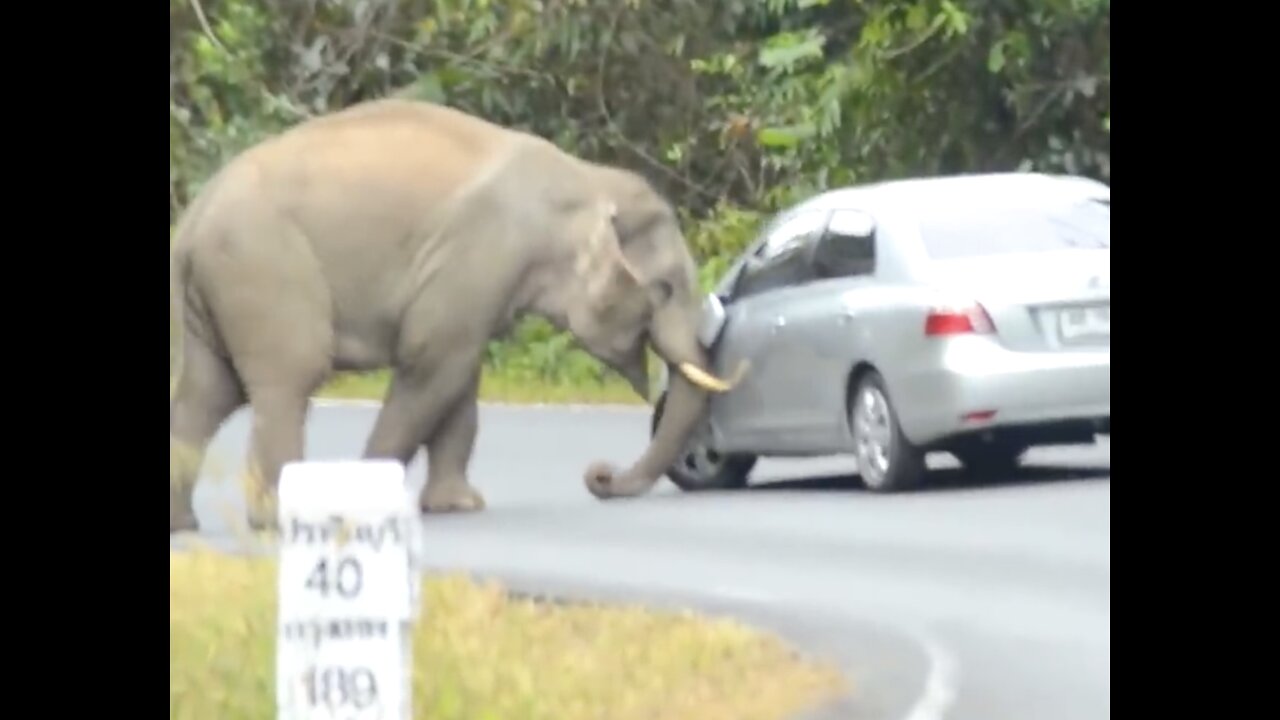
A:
[
  {"xmin": 318, "ymin": 368, "xmax": 643, "ymax": 405},
  {"xmin": 170, "ymin": 2, "xmax": 1107, "ymax": 710},
  {"xmin": 170, "ymin": 0, "xmax": 1110, "ymax": 405},
  {"xmin": 170, "ymin": 549, "xmax": 848, "ymax": 719}
]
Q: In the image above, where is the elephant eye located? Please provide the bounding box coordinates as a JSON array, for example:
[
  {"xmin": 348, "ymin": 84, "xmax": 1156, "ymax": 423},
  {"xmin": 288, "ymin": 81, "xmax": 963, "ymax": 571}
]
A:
[{"xmin": 650, "ymin": 280, "xmax": 674, "ymax": 305}]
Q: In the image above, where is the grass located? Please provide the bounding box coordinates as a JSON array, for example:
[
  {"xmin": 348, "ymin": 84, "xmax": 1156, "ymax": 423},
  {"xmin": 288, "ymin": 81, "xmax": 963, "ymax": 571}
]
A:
[
  {"xmin": 170, "ymin": 549, "xmax": 849, "ymax": 720},
  {"xmin": 318, "ymin": 369, "xmax": 647, "ymax": 405}
]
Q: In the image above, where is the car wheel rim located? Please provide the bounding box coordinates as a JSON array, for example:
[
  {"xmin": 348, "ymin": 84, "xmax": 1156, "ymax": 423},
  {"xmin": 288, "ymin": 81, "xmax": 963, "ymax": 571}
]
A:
[
  {"xmin": 853, "ymin": 386, "xmax": 893, "ymax": 487},
  {"xmin": 681, "ymin": 444, "xmax": 726, "ymax": 480},
  {"xmin": 665, "ymin": 416, "xmax": 726, "ymax": 483}
]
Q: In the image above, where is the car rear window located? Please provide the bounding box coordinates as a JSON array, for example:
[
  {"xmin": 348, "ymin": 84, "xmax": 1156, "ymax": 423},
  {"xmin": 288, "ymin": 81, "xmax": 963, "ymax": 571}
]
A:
[{"xmin": 917, "ymin": 198, "xmax": 1110, "ymax": 259}]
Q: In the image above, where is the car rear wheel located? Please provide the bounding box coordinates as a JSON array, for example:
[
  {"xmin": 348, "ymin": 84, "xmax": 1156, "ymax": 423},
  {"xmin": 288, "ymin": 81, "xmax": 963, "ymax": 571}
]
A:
[
  {"xmin": 651, "ymin": 392, "xmax": 757, "ymax": 491},
  {"xmin": 848, "ymin": 370, "xmax": 926, "ymax": 492}
]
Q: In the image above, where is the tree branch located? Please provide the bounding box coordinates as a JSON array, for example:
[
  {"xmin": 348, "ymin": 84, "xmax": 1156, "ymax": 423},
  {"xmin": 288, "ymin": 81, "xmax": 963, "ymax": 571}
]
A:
[
  {"xmin": 187, "ymin": 0, "xmax": 225, "ymax": 53},
  {"xmin": 594, "ymin": 7, "xmax": 720, "ymax": 204}
]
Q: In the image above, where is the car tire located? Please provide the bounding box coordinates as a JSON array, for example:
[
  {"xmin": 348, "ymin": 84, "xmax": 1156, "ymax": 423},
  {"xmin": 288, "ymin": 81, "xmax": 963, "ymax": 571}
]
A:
[
  {"xmin": 952, "ymin": 442, "xmax": 1027, "ymax": 478},
  {"xmin": 650, "ymin": 392, "xmax": 757, "ymax": 491},
  {"xmin": 847, "ymin": 370, "xmax": 926, "ymax": 492}
]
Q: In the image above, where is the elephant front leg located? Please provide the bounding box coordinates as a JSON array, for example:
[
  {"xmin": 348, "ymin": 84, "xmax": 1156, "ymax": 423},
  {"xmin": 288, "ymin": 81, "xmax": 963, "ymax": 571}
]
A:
[
  {"xmin": 363, "ymin": 357, "xmax": 486, "ymax": 513},
  {"xmin": 420, "ymin": 374, "xmax": 486, "ymax": 513}
]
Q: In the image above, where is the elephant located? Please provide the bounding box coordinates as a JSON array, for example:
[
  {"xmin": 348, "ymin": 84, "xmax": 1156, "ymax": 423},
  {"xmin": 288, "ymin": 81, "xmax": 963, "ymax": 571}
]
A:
[{"xmin": 169, "ymin": 98, "xmax": 748, "ymax": 533}]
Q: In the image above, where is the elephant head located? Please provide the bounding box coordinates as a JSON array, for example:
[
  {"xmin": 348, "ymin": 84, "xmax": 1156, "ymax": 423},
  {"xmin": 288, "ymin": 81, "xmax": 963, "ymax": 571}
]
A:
[{"xmin": 548, "ymin": 164, "xmax": 748, "ymax": 500}]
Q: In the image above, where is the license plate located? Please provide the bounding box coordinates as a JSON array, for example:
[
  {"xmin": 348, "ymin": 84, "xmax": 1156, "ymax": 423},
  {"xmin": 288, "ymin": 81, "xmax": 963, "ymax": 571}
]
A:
[{"xmin": 1057, "ymin": 304, "xmax": 1110, "ymax": 345}]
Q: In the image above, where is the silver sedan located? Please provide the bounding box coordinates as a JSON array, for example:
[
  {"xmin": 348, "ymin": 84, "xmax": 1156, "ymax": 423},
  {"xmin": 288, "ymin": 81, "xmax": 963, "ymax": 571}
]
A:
[{"xmin": 651, "ymin": 172, "xmax": 1110, "ymax": 492}]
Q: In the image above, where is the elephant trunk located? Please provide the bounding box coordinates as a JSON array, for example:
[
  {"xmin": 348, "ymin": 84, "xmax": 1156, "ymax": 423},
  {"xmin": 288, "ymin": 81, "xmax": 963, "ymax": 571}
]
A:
[{"xmin": 583, "ymin": 307, "xmax": 747, "ymax": 499}]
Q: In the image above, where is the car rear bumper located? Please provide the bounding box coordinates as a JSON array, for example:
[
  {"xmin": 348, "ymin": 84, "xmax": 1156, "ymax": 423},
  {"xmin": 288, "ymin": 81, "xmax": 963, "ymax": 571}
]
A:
[{"xmin": 891, "ymin": 336, "xmax": 1110, "ymax": 447}]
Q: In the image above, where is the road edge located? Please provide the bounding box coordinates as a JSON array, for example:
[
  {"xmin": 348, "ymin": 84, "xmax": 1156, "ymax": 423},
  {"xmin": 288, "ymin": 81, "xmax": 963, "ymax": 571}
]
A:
[{"xmin": 463, "ymin": 566, "xmax": 958, "ymax": 720}]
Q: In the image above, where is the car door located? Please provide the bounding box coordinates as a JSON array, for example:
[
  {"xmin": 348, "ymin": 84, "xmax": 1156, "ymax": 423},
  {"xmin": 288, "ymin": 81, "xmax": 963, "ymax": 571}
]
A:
[
  {"xmin": 764, "ymin": 208, "xmax": 881, "ymax": 451},
  {"xmin": 711, "ymin": 208, "xmax": 830, "ymax": 451}
]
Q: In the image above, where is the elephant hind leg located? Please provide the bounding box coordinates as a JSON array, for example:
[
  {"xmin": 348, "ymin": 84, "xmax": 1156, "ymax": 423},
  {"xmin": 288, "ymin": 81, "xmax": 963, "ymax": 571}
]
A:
[
  {"xmin": 241, "ymin": 385, "xmax": 315, "ymax": 532},
  {"xmin": 420, "ymin": 371, "xmax": 485, "ymax": 513},
  {"xmin": 192, "ymin": 237, "xmax": 335, "ymax": 533},
  {"xmin": 170, "ymin": 331, "xmax": 246, "ymax": 534},
  {"xmin": 229, "ymin": 329, "xmax": 333, "ymax": 534}
]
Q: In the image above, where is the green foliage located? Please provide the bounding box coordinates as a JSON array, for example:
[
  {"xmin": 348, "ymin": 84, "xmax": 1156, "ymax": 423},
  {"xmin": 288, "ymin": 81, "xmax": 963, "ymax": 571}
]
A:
[{"xmin": 170, "ymin": 0, "xmax": 1109, "ymax": 395}]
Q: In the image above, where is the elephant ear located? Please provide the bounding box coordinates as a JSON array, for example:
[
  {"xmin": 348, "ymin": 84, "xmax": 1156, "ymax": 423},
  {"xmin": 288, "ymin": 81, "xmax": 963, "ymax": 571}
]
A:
[{"xmin": 576, "ymin": 200, "xmax": 647, "ymax": 314}]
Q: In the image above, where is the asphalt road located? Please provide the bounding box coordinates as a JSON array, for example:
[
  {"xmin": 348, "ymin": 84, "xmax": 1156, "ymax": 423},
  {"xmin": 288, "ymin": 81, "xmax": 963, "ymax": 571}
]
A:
[{"xmin": 171, "ymin": 401, "xmax": 1110, "ymax": 720}]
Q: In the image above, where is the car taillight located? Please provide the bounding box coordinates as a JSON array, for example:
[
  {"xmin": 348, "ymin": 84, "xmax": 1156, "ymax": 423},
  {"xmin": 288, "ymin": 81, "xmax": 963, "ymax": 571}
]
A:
[{"xmin": 924, "ymin": 302, "xmax": 995, "ymax": 336}]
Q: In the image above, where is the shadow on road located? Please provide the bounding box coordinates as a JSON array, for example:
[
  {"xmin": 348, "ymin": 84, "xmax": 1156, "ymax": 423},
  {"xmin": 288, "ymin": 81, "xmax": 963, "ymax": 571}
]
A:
[{"xmin": 748, "ymin": 460, "xmax": 1110, "ymax": 495}]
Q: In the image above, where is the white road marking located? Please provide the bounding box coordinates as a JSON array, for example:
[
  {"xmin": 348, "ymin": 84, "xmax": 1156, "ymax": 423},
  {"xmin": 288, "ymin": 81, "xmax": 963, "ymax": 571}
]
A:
[
  {"xmin": 702, "ymin": 581, "xmax": 962, "ymax": 720},
  {"xmin": 703, "ymin": 585, "xmax": 961, "ymax": 720},
  {"xmin": 901, "ymin": 630, "xmax": 960, "ymax": 720}
]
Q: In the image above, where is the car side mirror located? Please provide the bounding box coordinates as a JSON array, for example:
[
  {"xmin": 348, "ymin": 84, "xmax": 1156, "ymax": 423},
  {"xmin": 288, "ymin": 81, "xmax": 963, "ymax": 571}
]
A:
[{"xmin": 696, "ymin": 292, "xmax": 729, "ymax": 348}]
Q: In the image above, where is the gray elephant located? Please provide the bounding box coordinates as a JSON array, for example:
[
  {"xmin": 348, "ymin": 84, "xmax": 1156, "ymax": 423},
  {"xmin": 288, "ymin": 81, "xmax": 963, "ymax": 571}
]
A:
[{"xmin": 169, "ymin": 98, "xmax": 747, "ymax": 533}]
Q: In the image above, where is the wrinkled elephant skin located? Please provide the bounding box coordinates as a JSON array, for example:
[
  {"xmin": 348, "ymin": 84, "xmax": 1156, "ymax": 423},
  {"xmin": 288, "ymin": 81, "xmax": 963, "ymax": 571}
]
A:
[{"xmin": 168, "ymin": 99, "xmax": 745, "ymax": 534}]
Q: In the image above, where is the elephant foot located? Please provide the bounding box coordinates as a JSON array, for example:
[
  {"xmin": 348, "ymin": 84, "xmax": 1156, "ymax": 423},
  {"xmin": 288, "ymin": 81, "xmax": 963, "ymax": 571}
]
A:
[
  {"xmin": 421, "ymin": 481, "xmax": 486, "ymax": 513},
  {"xmin": 171, "ymin": 489, "xmax": 199, "ymax": 534},
  {"xmin": 170, "ymin": 508, "xmax": 199, "ymax": 535},
  {"xmin": 247, "ymin": 511, "xmax": 281, "ymax": 533},
  {"xmin": 244, "ymin": 488, "xmax": 281, "ymax": 533}
]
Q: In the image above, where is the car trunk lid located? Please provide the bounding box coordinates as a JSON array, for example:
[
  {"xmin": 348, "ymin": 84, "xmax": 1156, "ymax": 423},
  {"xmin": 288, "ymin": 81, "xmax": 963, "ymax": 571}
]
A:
[{"xmin": 924, "ymin": 249, "xmax": 1110, "ymax": 352}]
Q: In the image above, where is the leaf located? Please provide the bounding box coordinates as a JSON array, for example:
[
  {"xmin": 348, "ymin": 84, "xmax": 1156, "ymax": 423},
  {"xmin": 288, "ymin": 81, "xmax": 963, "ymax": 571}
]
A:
[
  {"xmin": 756, "ymin": 123, "xmax": 815, "ymax": 148},
  {"xmin": 758, "ymin": 31, "xmax": 826, "ymax": 71},
  {"xmin": 987, "ymin": 41, "xmax": 1005, "ymax": 73},
  {"xmin": 413, "ymin": 72, "xmax": 447, "ymax": 103},
  {"xmin": 756, "ymin": 127, "xmax": 799, "ymax": 148},
  {"xmin": 906, "ymin": 4, "xmax": 930, "ymax": 31},
  {"xmin": 938, "ymin": 0, "xmax": 971, "ymax": 36}
]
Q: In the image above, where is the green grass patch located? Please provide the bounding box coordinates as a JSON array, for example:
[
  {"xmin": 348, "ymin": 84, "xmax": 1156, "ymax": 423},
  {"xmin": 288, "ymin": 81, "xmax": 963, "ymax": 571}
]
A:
[
  {"xmin": 170, "ymin": 549, "xmax": 849, "ymax": 720},
  {"xmin": 318, "ymin": 369, "xmax": 645, "ymax": 405}
]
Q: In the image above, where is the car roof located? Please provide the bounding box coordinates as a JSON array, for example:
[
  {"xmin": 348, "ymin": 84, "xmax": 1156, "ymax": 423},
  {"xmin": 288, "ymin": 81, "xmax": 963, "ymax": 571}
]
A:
[{"xmin": 785, "ymin": 172, "xmax": 1110, "ymax": 218}]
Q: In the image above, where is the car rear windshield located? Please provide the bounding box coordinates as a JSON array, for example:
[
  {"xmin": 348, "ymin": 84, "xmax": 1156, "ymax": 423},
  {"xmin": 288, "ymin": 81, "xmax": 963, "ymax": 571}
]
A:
[{"xmin": 917, "ymin": 198, "xmax": 1110, "ymax": 260}]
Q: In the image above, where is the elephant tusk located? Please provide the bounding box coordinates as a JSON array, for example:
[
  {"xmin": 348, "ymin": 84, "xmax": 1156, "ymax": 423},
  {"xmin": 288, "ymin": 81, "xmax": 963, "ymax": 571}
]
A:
[{"xmin": 677, "ymin": 359, "xmax": 750, "ymax": 393}]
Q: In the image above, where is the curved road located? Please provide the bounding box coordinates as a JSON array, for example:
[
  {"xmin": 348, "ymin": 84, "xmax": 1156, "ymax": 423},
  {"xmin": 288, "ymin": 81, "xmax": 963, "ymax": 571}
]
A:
[{"xmin": 171, "ymin": 401, "xmax": 1110, "ymax": 720}]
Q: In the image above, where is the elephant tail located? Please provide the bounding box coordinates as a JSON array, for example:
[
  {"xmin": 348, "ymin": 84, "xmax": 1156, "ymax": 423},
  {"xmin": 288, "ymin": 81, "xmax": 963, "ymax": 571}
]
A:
[
  {"xmin": 169, "ymin": 176, "xmax": 215, "ymax": 385},
  {"xmin": 169, "ymin": 227, "xmax": 195, "ymax": 385},
  {"xmin": 170, "ymin": 167, "xmax": 229, "ymax": 386}
]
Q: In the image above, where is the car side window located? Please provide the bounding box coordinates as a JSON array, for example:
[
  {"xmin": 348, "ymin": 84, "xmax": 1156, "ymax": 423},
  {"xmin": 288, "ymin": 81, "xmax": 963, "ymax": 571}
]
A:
[
  {"xmin": 811, "ymin": 208, "xmax": 876, "ymax": 279},
  {"xmin": 757, "ymin": 211, "xmax": 829, "ymax": 261},
  {"xmin": 733, "ymin": 210, "xmax": 829, "ymax": 299}
]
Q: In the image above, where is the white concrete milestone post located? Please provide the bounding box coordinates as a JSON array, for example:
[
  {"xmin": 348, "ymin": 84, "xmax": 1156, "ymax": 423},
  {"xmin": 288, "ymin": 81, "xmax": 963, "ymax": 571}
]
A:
[{"xmin": 275, "ymin": 460, "xmax": 423, "ymax": 720}]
